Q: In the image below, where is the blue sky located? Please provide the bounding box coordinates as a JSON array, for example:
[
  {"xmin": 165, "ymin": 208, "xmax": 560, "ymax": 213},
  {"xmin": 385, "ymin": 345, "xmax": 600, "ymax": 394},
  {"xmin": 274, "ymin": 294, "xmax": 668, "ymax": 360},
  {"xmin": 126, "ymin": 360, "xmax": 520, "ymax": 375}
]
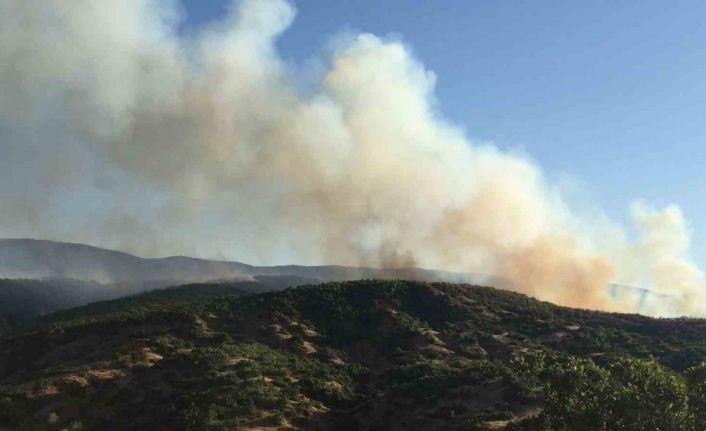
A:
[{"xmin": 181, "ymin": 0, "xmax": 706, "ymax": 263}]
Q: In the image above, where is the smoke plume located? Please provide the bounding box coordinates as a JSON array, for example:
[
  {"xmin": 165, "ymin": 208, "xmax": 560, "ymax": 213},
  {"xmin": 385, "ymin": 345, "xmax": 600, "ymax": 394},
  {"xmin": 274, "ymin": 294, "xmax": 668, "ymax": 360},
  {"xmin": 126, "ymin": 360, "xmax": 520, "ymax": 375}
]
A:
[{"xmin": 1, "ymin": 0, "xmax": 704, "ymax": 315}]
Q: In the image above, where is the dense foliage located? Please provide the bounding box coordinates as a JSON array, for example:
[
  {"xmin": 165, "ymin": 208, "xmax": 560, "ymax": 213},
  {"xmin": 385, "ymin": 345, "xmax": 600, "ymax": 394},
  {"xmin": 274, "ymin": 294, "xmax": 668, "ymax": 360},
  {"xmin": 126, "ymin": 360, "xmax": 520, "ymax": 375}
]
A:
[{"xmin": 3, "ymin": 280, "xmax": 706, "ymax": 430}]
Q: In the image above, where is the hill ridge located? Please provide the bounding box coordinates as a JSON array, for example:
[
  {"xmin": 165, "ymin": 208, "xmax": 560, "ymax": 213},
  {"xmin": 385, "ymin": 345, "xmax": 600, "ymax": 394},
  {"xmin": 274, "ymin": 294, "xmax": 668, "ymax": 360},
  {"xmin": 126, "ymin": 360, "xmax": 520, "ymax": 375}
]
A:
[{"xmin": 3, "ymin": 280, "xmax": 706, "ymax": 430}]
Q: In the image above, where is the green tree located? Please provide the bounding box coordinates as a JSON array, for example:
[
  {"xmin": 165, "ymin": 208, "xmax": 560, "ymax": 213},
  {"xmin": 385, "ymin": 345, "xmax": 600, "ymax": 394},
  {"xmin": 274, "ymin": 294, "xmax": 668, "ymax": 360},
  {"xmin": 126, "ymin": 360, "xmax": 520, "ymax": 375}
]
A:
[
  {"xmin": 685, "ymin": 362, "xmax": 706, "ymax": 429},
  {"xmin": 608, "ymin": 357, "xmax": 690, "ymax": 430},
  {"xmin": 541, "ymin": 357, "xmax": 692, "ymax": 431},
  {"xmin": 542, "ymin": 357, "xmax": 613, "ymax": 430}
]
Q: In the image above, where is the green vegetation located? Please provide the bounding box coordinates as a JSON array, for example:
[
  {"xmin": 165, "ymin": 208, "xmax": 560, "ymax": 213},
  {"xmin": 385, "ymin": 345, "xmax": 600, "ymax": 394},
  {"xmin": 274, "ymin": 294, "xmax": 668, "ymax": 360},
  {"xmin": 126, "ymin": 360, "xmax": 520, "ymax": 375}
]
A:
[
  {"xmin": 36, "ymin": 282, "xmax": 248, "ymax": 327},
  {"xmin": 3, "ymin": 280, "xmax": 706, "ymax": 430}
]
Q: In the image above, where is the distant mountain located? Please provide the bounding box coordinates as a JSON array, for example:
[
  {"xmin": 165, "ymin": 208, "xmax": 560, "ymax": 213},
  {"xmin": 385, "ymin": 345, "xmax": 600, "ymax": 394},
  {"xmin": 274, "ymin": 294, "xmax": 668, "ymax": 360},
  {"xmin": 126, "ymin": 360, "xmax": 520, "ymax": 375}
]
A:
[
  {"xmin": 0, "ymin": 239, "xmax": 484, "ymax": 327},
  {"xmin": 2, "ymin": 280, "xmax": 706, "ymax": 430},
  {"xmin": 0, "ymin": 238, "xmax": 254, "ymax": 283},
  {"xmin": 0, "ymin": 238, "xmax": 482, "ymax": 284}
]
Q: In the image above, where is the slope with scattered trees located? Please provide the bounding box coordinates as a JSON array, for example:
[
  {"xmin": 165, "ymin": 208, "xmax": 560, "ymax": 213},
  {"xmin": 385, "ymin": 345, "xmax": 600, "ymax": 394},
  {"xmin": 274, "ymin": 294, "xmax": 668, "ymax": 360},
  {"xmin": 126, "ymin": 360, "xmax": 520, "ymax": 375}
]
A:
[{"xmin": 2, "ymin": 280, "xmax": 706, "ymax": 430}]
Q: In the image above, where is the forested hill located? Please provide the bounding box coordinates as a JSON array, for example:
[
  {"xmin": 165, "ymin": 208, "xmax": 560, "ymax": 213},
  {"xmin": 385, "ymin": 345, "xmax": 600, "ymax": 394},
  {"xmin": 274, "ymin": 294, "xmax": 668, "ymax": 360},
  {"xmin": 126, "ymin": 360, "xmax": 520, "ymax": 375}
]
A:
[{"xmin": 3, "ymin": 280, "xmax": 706, "ymax": 430}]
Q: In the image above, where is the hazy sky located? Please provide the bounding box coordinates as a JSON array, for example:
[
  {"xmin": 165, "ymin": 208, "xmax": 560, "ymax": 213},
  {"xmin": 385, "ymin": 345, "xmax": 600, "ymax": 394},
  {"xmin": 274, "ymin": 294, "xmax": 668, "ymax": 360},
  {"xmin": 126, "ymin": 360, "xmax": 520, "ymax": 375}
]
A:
[{"xmin": 182, "ymin": 0, "xmax": 706, "ymax": 264}]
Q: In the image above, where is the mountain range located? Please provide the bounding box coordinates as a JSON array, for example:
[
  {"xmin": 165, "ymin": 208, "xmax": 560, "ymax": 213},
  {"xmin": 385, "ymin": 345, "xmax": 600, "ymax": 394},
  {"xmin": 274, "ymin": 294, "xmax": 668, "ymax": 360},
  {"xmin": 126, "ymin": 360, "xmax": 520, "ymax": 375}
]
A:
[
  {"xmin": 0, "ymin": 239, "xmax": 481, "ymax": 284},
  {"xmin": 0, "ymin": 239, "xmax": 481, "ymax": 326}
]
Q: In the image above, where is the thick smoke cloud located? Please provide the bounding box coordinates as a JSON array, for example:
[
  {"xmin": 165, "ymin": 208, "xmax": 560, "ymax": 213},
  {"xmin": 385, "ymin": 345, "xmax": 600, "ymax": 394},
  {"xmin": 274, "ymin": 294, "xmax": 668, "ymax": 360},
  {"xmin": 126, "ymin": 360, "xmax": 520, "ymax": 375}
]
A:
[{"xmin": 1, "ymin": 0, "xmax": 704, "ymax": 315}]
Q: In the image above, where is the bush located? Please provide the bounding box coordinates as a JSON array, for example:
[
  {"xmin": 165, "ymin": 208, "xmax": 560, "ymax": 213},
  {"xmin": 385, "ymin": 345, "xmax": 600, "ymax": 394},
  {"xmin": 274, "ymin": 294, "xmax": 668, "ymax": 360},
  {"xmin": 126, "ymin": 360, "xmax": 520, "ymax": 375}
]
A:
[
  {"xmin": 542, "ymin": 357, "xmax": 614, "ymax": 430},
  {"xmin": 685, "ymin": 362, "xmax": 706, "ymax": 429},
  {"xmin": 0, "ymin": 395, "xmax": 22, "ymax": 425},
  {"xmin": 541, "ymin": 356, "xmax": 691, "ymax": 430},
  {"xmin": 608, "ymin": 357, "xmax": 690, "ymax": 430}
]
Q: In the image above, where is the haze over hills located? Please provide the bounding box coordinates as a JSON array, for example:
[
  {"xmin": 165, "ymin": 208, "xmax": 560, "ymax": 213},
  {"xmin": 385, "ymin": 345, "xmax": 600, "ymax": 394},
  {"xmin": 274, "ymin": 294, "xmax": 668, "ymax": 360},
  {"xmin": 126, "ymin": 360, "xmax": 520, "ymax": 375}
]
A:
[
  {"xmin": 0, "ymin": 239, "xmax": 670, "ymax": 324},
  {"xmin": 0, "ymin": 239, "xmax": 485, "ymax": 325},
  {"xmin": 0, "ymin": 239, "xmax": 482, "ymax": 285}
]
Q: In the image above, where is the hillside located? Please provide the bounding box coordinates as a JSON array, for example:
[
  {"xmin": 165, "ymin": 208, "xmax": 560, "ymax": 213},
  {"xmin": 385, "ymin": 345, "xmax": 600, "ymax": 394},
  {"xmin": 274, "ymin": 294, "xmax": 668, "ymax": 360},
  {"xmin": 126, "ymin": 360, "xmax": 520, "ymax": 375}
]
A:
[
  {"xmin": 3, "ymin": 280, "xmax": 706, "ymax": 430},
  {"xmin": 0, "ymin": 276, "xmax": 317, "ymax": 329}
]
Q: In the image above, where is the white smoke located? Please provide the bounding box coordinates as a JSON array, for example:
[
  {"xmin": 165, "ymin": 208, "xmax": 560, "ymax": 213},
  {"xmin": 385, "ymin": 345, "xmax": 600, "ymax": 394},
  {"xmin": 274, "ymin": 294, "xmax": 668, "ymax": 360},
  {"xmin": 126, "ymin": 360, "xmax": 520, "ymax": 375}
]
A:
[{"xmin": 1, "ymin": 0, "xmax": 704, "ymax": 315}]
